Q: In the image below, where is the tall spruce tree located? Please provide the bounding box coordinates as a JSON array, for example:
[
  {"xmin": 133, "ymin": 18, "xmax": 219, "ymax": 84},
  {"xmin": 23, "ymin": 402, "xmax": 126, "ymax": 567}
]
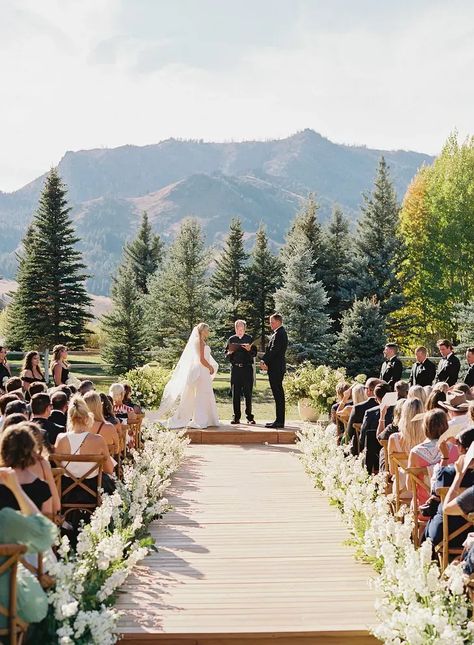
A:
[
  {"xmin": 282, "ymin": 194, "xmax": 324, "ymax": 280},
  {"xmin": 124, "ymin": 212, "xmax": 163, "ymax": 294},
  {"xmin": 354, "ymin": 157, "xmax": 403, "ymax": 318},
  {"xmin": 245, "ymin": 226, "xmax": 282, "ymax": 350},
  {"xmin": 210, "ymin": 218, "xmax": 248, "ymax": 339},
  {"xmin": 318, "ymin": 205, "xmax": 355, "ymax": 330},
  {"xmin": 101, "ymin": 263, "xmax": 147, "ymax": 374},
  {"xmin": 334, "ymin": 298, "xmax": 387, "ymax": 377},
  {"xmin": 145, "ymin": 219, "xmax": 210, "ymax": 364},
  {"xmin": 7, "ymin": 169, "xmax": 91, "ymax": 349},
  {"xmin": 274, "ymin": 232, "xmax": 332, "ymax": 363}
]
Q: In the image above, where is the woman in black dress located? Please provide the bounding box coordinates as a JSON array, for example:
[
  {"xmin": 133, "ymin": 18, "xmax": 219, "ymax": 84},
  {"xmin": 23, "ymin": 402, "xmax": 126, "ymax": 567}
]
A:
[
  {"xmin": 20, "ymin": 351, "xmax": 46, "ymax": 396},
  {"xmin": 51, "ymin": 345, "xmax": 70, "ymax": 386},
  {"xmin": 0, "ymin": 346, "xmax": 11, "ymax": 393}
]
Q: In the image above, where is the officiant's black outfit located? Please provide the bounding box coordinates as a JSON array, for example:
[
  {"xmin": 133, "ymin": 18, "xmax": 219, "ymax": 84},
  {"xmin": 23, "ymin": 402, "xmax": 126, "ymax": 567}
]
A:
[
  {"xmin": 262, "ymin": 325, "xmax": 288, "ymax": 428},
  {"xmin": 225, "ymin": 333, "xmax": 257, "ymax": 423}
]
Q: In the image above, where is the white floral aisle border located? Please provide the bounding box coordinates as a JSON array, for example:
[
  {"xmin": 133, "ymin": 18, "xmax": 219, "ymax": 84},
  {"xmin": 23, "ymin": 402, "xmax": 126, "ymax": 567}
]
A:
[
  {"xmin": 46, "ymin": 424, "xmax": 188, "ymax": 645},
  {"xmin": 298, "ymin": 423, "xmax": 474, "ymax": 645}
]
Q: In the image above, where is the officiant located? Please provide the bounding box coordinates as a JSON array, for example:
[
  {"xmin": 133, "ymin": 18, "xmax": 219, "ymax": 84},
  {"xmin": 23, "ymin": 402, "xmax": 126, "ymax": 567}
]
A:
[{"xmin": 225, "ymin": 319, "xmax": 257, "ymax": 425}]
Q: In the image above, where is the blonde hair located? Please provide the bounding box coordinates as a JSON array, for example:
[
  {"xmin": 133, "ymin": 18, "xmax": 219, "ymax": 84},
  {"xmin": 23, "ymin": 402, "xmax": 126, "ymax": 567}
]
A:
[
  {"xmin": 51, "ymin": 344, "xmax": 69, "ymax": 368},
  {"xmin": 398, "ymin": 398, "xmax": 425, "ymax": 452},
  {"xmin": 109, "ymin": 383, "xmax": 125, "ymax": 404},
  {"xmin": 196, "ymin": 323, "xmax": 209, "ymax": 339},
  {"xmin": 433, "ymin": 381, "xmax": 449, "ymax": 394},
  {"xmin": 84, "ymin": 391, "xmax": 105, "ymax": 423},
  {"xmin": 392, "ymin": 398, "xmax": 406, "ymax": 427},
  {"xmin": 352, "ymin": 384, "xmax": 367, "ymax": 405},
  {"xmin": 67, "ymin": 395, "xmax": 93, "ymax": 431},
  {"xmin": 408, "ymin": 385, "xmax": 427, "ymax": 407}
]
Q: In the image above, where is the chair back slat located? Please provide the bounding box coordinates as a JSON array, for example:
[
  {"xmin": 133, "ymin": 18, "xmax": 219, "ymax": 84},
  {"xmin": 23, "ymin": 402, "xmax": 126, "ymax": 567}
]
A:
[
  {"xmin": 0, "ymin": 544, "xmax": 28, "ymax": 644},
  {"xmin": 435, "ymin": 486, "xmax": 473, "ymax": 570},
  {"xmin": 405, "ymin": 466, "xmax": 431, "ymax": 547},
  {"xmin": 388, "ymin": 451, "xmax": 411, "ymax": 513},
  {"xmin": 49, "ymin": 453, "xmax": 105, "ymax": 518}
]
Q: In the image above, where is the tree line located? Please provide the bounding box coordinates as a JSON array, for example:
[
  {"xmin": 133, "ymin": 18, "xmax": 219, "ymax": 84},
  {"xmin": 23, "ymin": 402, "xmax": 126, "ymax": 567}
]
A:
[{"xmin": 4, "ymin": 132, "xmax": 474, "ymax": 377}]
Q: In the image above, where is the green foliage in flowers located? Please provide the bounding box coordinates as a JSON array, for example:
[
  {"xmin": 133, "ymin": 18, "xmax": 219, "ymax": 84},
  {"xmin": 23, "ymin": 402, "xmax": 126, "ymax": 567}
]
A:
[
  {"xmin": 122, "ymin": 365, "xmax": 171, "ymax": 409},
  {"xmin": 285, "ymin": 363, "xmax": 346, "ymax": 412}
]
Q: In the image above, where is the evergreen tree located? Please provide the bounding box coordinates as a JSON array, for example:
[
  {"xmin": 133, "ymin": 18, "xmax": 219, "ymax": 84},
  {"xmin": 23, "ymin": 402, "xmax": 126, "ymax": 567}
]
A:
[
  {"xmin": 245, "ymin": 226, "xmax": 282, "ymax": 350},
  {"xmin": 274, "ymin": 232, "xmax": 332, "ymax": 363},
  {"xmin": 101, "ymin": 264, "xmax": 147, "ymax": 374},
  {"xmin": 282, "ymin": 194, "xmax": 324, "ymax": 280},
  {"xmin": 145, "ymin": 219, "xmax": 210, "ymax": 364},
  {"xmin": 210, "ymin": 218, "xmax": 248, "ymax": 339},
  {"xmin": 7, "ymin": 169, "xmax": 91, "ymax": 349},
  {"xmin": 334, "ymin": 298, "xmax": 387, "ymax": 377},
  {"xmin": 318, "ymin": 205, "xmax": 355, "ymax": 329},
  {"xmin": 354, "ymin": 157, "xmax": 404, "ymax": 318},
  {"xmin": 124, "ymin": 211, "xmax": 163, "ymax": 294}
]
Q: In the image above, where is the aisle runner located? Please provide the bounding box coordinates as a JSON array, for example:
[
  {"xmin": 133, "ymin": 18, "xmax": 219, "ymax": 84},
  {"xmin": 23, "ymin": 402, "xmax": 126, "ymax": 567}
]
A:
[{"xmin": 117, "ymin": 444, "xmax": 379, "ymax": 643}]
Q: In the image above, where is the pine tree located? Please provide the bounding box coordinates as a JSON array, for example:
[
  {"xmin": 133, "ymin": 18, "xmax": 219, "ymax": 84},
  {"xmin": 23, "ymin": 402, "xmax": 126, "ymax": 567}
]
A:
[
  {"xmin": 245, "ymin": 226, "xmax": 282, "ymax": 350},
  {"xmin": 210, "ymin": 218, "xmax": 248, "ymax": 339},
  {"xmin": 318, "ymin": 205, "xmax": 355, "ymax": 329},
  {"xmin": 282, "ymin": 194, "xmax": 323, "ymax": 280},
  {"xmin": 7, "ymin": 169, "xmax": 92, "ymax": 349},
  {"xmin": 101, "ymin": 264, "xmax": 147, "ymax": 374},
  {"xmin": 124, "ymin": 211, "xmax": 163, "ymax": 294},
  {"xmin": 145, "ymin": 219, "xmax": 210, "ymax": 364},
  {"xmin": 274, "ymin": 232, "xmax": 332, "ymax": 363},
  {"xmin": 354, "ymin": 157, "xmax": 404, "ymax": 318},
  {"xmin": 334, "ymin": 298, "xmax": 387, "ymax": 377}
]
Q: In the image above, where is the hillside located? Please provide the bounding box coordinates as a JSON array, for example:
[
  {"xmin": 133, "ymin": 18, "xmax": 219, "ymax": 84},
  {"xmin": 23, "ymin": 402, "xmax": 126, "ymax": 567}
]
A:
[{"xmin": 0, "ymin": 129, "xmax": 433, "ymax": 294}]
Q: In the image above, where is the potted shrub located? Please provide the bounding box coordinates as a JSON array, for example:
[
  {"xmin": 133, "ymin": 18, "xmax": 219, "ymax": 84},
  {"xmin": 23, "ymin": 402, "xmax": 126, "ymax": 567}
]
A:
[{"xmin": 285, "ymin": 363, "xmax": 347, "ymax": 422}]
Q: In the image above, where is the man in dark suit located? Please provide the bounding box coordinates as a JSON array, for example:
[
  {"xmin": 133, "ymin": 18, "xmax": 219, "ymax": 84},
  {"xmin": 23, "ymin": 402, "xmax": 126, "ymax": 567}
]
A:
[
  {"xmin": 359, "ymin": 383, "xmax": 393, "ymax": 474},
  {"xmin": 409, "ymin": 346, "xmax": 436, "ymax": 387},
  {"xmin": 31, "ymin": 392, "xmax": 63, "ymax": 445},
  {"xmin": 261, "ymin": 313, "xmax": 288, "ymax": 429},
  {"xmin": 435, "ymin": 339, "xmax": 461, "ymax": 386},
  {"xmin": 346, "ymin": 377, "xmax": 383, "ymax": 455},
  {"xmin": 49, "ymin": 391, "xmax": 68, "ymax": 430},
  {"xmin": 464, "ymin": 347, "xmax": 474, "ymax": 388},
  {"xmin": 225, "ymin": 319, "xmax": 257, "ymax": 425},
  {"xmin": 379, "ymin": 344, "xmax": 403, "ymax": 391}
]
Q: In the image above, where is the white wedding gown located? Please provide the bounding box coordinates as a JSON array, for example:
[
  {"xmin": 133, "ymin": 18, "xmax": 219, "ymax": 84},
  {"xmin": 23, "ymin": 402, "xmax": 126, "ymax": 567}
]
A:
[{"xmin": 157, "ymin": 332, "xmax": 220, "ymax": 429}]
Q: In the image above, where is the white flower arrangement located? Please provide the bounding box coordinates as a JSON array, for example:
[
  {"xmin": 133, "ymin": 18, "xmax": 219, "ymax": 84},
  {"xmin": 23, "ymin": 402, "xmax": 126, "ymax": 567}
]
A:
[
  {"xmin": 46, "ymin": 423, "xmax": 188, "ymax": 644},
  {"xmin": 298, "ymin": 423, "xmax": 474, "ymax": 644}
]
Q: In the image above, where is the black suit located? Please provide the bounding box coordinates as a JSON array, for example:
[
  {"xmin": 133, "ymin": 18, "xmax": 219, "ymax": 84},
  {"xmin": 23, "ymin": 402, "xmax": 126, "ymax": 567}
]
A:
[
  {"xmin": 49, "ymin": 409, "xmax": 67, "ymax": 430},
  {"xmin": 360, "ymin": 405, "xmax": 394, "ymax": 474},
  {"xmin": 379, "ymin": 357, "xmax": 403, "ymax": 390},
  {"xmin": 409, "ymin": 359, "xmax": 436, "ymax": 387},
  {"xmin": 262, "ymin": 326, "xmax": 288, "ymax": 426},
  {"xmin": 347, "ymin": 397, "xmax": 377, "ymax": 455},
  {"xmin": 464, "ymin": 364, "xmax": 474, "ymax": 388},
  {"xmin": 225, "ymin": 333, "xmax": 257, "ymax": 422},
  {"xmin": 436, "ymin": 354, "xmax": 461, "ymax": 386},
  {"xmin": 32, "ymin": 416, "xmax": 63, "ymax": 446}
]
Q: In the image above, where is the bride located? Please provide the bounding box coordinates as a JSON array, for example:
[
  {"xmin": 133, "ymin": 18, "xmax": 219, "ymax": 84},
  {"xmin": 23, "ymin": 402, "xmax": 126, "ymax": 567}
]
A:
[{"xmin": 157, "ymin": 323, "xmax": 220, "ymax": 429}]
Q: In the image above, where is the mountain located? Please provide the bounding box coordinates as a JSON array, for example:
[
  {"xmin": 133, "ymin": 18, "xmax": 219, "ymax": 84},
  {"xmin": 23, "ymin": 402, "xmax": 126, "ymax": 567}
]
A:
[{"xmin": 0, "ymin": 129, "xmax": 433, "ymax": 294}]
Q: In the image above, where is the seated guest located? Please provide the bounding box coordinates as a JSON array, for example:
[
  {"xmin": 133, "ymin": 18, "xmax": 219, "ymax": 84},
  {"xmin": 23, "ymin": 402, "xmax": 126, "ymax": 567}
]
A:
[
  {"xmin": 109, "ymin": 383, "xmax": 136, "ymax": 422},
  {"xmin": 0, "ymin": 346, "xmax": 11, "ymax": 393},
  {"xmin": 84, "ymin": 391, "xmax": 120, "ymax": 455},
  {"xmin": 426, "ymin": 390, "xmax": 447, "ymax": 411},
  {"xmin": 395, "ymin": 380, "xmax": 409, "ymax": 400},
  {"xmin": 464, "ymin": 348, "xmax": 474, "ymax": 388},
  {"xmin": 439, "ymin": 391, "xmax": 470, "ymax": 434},
  {"xmin": 0, "ymin": 425, "xmax": 53, "ymax": 515},
  {"xmin": 0, "ymin": 466, "xmax": 57, "ymax": 632},
  {"xmin": 408, "ymin": 409, "xmax": 458, "ymax": 507},
  {"xmin": 435, "ymin": 339, "xmax": 460, "ymax": 386},
  {"xmin": 409, "ymin": 346, "xmax": 436, "ymax": 387},
  {"xmin": 360, "ymin": 382, "xmax": 392, "ymax": 474},
  {"xmin": 1, "ymin": 414, "xmax": 29, "ymax": 431},
  {"xmin": 0, "ymin": 393, "xmax": 19, "ymax": 426},
  {"xmin": 5, "ymin": 377, "xmax": 23, "ymax": 394},
  {"xmin": 377, "ymin": 398, "xmax": 406, "ymax": 471},
  {"xmin": 31, "ymin": 393, "xmax": 62, "ymax": 446},
  {"xmin": 20, "ymin": 351, "xmax": 45, "ymax": 394},
  {"xmin": 423, "ymin": 428, "xmax": 474, "ymax": 548},
  {"xmin": 50, "ymin": 345, "xmax": 70, "ymax": 386},
  {"xmin": 4, "ymin": 399, "xmax": 29, "ymax": 419},
  {"xmin": 424, "ymin": 385, "xmax": 433, "ymax": 397},
  {"xmin": 78, "ymin": 380, "xmax": 94, "ymax": 396},
  {"xmin": 444, "ymin": 448, "xmax": 474, "ymax": 517},
  {"xmin": 123, "ymin": 383, "xmax": 143, "ymax": 414},
  {"xmin": 49, "ymin": 391, "xmax": 68, "ymax": 430},
  {"xmin": 22, "ymin": 422, "xmax": 60, "ymax": 515},
  {"xmin": 453, "ymin": 382, "xmax": 473, "ymax": 400},
  {"xmin": 331, "ymin": 381, "xmax": 351, "ymax": 440},
  {"xmin": 408, "ymin": 385, "xmax": 428, "ymax": 407},
  {"xmin": 28, "ymin": 382, "xmax": 48, "ymax": 398},
  {"xmin": 380, "ymin": 343, "xmax": 403, "ymax": 391},
  {"xmin": 388, "ymin": 398, "xmax": 425, "ymax": 479},
  {"xmin": 433, "ymin": 381, "xmax": 449, "ymax": 394},
  {"xmin": 346, "ymin": 378, "xmax": 382, "ymax": 455},
  {"xmin": 100, "ymin": 393, "xmax": 120, "ymax": 426},
  {"xmin": 55, "ymin": 384, "xmax": 72, "ymax": 401}
]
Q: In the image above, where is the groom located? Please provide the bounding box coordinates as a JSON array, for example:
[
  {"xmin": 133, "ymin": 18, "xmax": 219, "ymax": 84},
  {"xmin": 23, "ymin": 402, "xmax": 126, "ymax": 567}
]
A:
[{"xmin": 260, "ymin": 313, "xmax": 288, "ymax": 429}]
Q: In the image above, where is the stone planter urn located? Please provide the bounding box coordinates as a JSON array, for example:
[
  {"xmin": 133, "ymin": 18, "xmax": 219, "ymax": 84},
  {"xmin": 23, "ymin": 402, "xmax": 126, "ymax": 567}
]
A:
[{"xmin": 298, "ymin": 398, "xmax": 320, "ymax": 423}]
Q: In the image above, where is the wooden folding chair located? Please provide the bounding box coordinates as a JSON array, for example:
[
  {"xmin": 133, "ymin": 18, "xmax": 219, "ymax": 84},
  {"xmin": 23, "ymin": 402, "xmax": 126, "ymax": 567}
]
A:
[
  {"xmin": 0, "ymin": 545, "xmax": 28, "ymax": 645},
  {"xmin": 377, "ymin": 439, "xmax": 392, "ymax": 493},
  {"xmin": 336, "ymin": 406, "xmax": 351, "ymax": 443},
  {"xmin": 405, "ymin": 466, "xmax": 431, "ymax": 547},
  {"xmin": 435, "ymin": 486, "xmax": 472, "ymax": 570},
  {"xmin": 388, "ymin": 451, "xmax": 411, "ymax": 513},
  {"xmin": 50, "ymin": 454, "xmax": 105, "ymax": 520},
  {"xmin": 352, "ymin": 422, "xmax": 361, "ymax": 453},
  {"xmin": 127, "ymin": 413, "xmax": 145, "ymax": 451}
]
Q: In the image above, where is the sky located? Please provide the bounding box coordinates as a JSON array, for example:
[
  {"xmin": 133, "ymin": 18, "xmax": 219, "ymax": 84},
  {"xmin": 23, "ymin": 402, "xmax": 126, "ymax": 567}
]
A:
[{"xmin": 0, "ymin": 0, "xmax": 473, "ymax": 192}]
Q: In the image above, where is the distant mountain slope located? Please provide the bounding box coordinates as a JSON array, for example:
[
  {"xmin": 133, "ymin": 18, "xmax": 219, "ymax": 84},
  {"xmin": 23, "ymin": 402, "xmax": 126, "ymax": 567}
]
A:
[{"xmin": 0, "ymin": 129, "xmax": 433, "ymax": 294}]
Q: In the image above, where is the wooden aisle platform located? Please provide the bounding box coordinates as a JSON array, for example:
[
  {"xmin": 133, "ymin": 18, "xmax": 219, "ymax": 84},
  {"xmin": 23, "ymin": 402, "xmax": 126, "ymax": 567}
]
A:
[
  {"xmin": 185, "ymin": 422, "xmax": 298, "ymax": 444},
  {"xmin": 116, "ymin": 444, "xmax": 379, "ymax": 645}
]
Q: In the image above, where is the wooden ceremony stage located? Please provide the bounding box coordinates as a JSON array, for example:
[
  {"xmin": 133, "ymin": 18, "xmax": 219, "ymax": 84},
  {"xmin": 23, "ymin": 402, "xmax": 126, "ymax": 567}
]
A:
[
  {"xmin": 117, "ymin": 437, "xmax": 379, "ymax": 644},
  {"xmin": 184, "ymin": 422, "xmax": 298, "ymax": 444}
]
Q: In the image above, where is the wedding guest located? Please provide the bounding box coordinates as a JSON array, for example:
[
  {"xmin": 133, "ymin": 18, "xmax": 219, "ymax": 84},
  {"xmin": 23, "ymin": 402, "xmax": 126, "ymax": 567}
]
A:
[
  {"xmin": 78, "ymin": 380, "xmax": 94, "ymax": 396},
  {"xmin": 433, "ymin": 381, "xmax": 449, "ymax": 394},
  {"xmin": 444, "ymin": 451, "xmax": 474, "ymax": 517},
  {"xmin": 4, "ymin": 400, "xmax": 29, "ymax": 419},
  {"xmin": 20, "ymin": 351, "xmax": 45, "ymax": 394},
  {"xmin": 435, "ymin": 340, "xmax": 460, "ymax": 386},
  {"xmin": 439, "ymin": 392, "xmax": 470, "ymax": 434},
  {"xmin": 426, "ymin": 390, "xmax": 447, "ymax": 411},
  {"xmin": 395, "ymin": 380, "xmax": 409, "ymax": 400},
  {"xmin": 346, "ymin": 378, "xmax": 382, "ymax": 455},
  {"xmin": 332, "ymin": 381, "xmax": 352, "ymax": 439},
  {"xmin": 378, "ymin": 398, "xmax": 406, "ymax": 470},
  {"xmin": 0, "ymin": 346, "xmax": 11, "ymax": 393},
  {"xmin": 31, "ymin": 393, "xmax": 62, "ymax": 445},
  {"xmin": 49, "ymin": 391, "xmax": 68, "ymax": 430},
  {"xmin": 51, "ymin": 345, "xmax": 70, "ymax": 386},
  {"xmin": 55, "ymin": 384, "xmax": 72, "ymax": 401},
  {"xmin": 409, "ymin": 346, "xmax": 436, "ymax": 387},
  {"xmin": 84, "ymin": 391, "xmax": 120, "ymax": 455},
  {"xmin": 109, "ymin": 383, "xmax": 136, "ymax": 422},
  {"xmin": 408, "ymin": 385, "xmax": 428, "ymax": 407},
  {"xmin": 424, "ymin": 385, "xmax": 433, "ymax": 397},
  {"xmin": 123, "ymin": 383, "xmax": 143, "ymax": 414},
  {"xmin": 0, "ymin": 393, "xmax": 19, "ymax": 426},
  {"xmin": 5, "ymin": 377, "xmax": 22, "ymax": 394},
  {"xmin": 352, "ymin": 383, "xmax": 368, "ymax": 405},
  {"xmin": 360, "ymin": 382, "xmax": 392, "ymax": 473},
  {"xmin": 29, "ymin": 382, "xmax": 47, "ymax": 398},
  {"xmin": 0, "ymin": 425, "xmax": 53, "ymax": 515},
  {"xmin": 454, "ymin": 382, "xmax": 474, "ymax": 400},
  {"xmin": 388, "ymin": 398, "xmax": 425, "ymax": 475},
  {"xmin": 2, "ymin": 414, "xmax": 29, "ymax": 432},
  {"xmin": 464, "ymin": 348, "xmax": 474, "ymax": 387},
  {"xmin": 0, "ymin": 466, "xmax": 57, "ymax": 632},
  {"xmin": 379, "ymin": 343, "xmax": 403, "ymax": 391},
  {"xmin": 100, "ymin": 393, "xmax": 120, "ymax": 426},
  {"xmin": 21, "ymin": 421, "xmax": 59, "ymax": 514},
  {"xmin": 226, "ymin": 319, "xmax": 257, "ymax": 425}
]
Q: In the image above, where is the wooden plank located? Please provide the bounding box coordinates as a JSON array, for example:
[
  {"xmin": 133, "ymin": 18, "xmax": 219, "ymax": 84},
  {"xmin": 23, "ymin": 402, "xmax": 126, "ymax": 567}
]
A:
[
  {"xmin": 184, "ymin": 424, "xmax": 298, "ymax": 445},
  {"xmin": 116, "ymin": 444, "xmax": 380, "ymax": 644}
]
